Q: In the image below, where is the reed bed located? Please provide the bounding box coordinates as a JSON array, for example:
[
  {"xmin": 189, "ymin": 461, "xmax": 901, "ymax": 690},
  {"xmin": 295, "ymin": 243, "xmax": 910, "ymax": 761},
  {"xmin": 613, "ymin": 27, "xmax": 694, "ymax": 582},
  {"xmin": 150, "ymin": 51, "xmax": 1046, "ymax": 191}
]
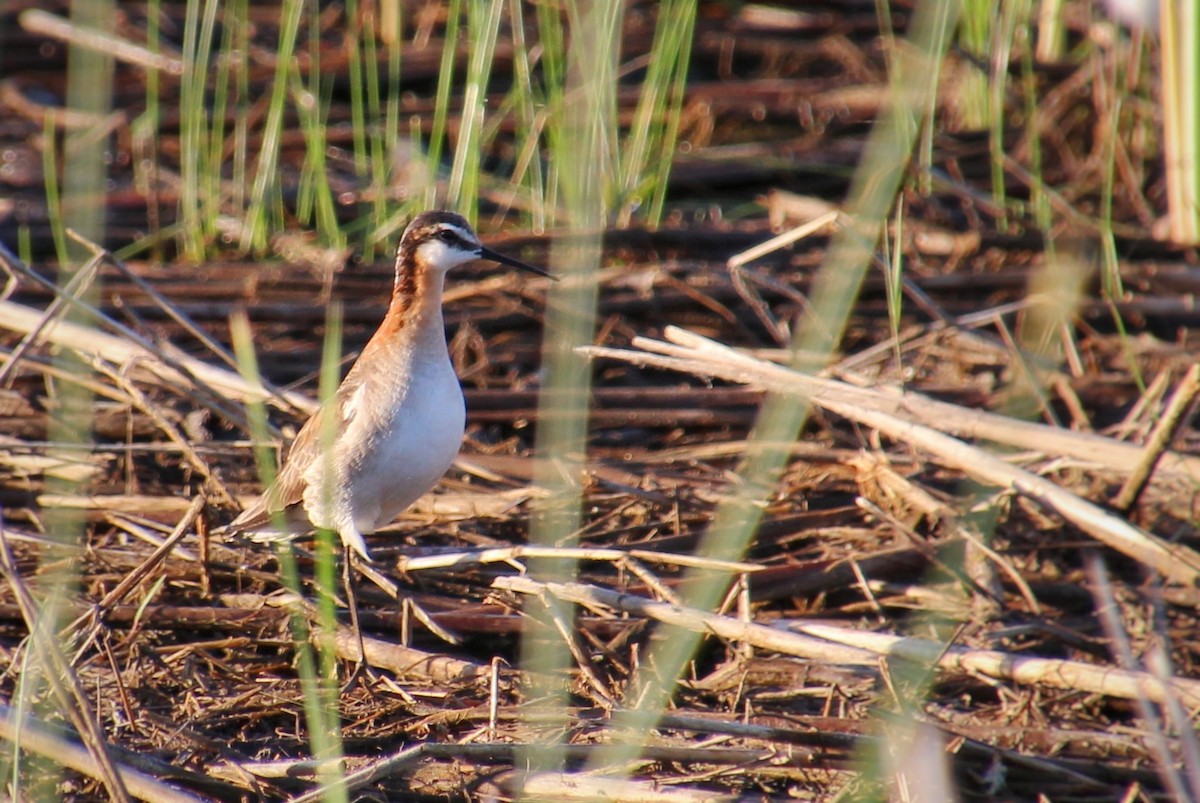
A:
[{"xmin": 0, "ymin": 1, "xmax": 1198, "ymax": 800}]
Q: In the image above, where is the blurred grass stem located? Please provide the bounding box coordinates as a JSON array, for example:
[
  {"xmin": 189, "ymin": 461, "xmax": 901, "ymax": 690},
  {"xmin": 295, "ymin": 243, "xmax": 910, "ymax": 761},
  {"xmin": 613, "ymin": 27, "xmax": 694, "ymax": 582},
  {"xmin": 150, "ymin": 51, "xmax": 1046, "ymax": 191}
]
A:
[
  {"xmin": 1159, "ymin": 0, "xmax": 1200, "ymax": 244},
  {"xmin": 230, "ymin": 310, "xmax": 348, "ymax": 797},
  {"xmin": 520, "ymin": 0, "xmax": 619, "ymax": 785}
]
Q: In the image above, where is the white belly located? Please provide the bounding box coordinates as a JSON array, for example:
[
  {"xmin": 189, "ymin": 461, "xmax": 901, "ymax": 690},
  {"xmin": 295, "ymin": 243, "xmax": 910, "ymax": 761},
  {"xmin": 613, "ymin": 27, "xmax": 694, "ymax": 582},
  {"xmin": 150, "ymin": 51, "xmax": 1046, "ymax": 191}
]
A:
[
  {"xmin": 304, "ymin": 352, "xmax": 465, "ymax": 537},
  {"xmin": 349, "ymin": 357, "xmax": 466, "ymax": 531}
]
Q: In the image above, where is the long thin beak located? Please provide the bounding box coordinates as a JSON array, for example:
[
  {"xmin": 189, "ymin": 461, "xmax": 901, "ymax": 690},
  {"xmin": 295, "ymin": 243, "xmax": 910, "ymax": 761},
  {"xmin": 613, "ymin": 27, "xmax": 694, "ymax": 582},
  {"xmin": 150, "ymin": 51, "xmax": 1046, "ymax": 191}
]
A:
[{"xmin": 478, "ymin": 245, "xmax": 557, "ymax": 280}]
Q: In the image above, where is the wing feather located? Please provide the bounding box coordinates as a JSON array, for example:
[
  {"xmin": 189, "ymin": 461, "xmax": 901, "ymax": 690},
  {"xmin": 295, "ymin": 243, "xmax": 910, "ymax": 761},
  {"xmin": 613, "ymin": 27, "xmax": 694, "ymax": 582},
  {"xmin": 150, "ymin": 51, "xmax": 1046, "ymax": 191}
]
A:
[{"xmin": 229, "ymin": 373, "xmax": 366, "ymax": 532}]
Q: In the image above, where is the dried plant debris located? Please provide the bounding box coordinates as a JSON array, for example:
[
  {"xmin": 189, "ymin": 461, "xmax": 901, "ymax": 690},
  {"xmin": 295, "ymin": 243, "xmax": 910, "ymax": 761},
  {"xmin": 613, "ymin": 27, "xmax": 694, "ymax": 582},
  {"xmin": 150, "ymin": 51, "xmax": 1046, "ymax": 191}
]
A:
[{"xmin": 1, "ymin": 1, "xmax": 1200, "ymax": 801}]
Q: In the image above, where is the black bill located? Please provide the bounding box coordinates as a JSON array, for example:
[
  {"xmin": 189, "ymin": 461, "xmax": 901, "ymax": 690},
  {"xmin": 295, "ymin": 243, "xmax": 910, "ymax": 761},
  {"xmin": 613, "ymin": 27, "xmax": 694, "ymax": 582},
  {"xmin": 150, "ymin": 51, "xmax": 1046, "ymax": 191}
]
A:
[{"xmin": 479, "ymin": 245, "xmax": 557, "ymax": 280}]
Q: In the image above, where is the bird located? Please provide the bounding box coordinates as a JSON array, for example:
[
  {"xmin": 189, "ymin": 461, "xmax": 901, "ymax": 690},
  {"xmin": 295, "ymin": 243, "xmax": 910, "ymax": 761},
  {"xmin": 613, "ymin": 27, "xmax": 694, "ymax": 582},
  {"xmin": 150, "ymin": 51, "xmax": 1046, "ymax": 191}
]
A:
[{"xmin": 229, "ymin": 210, "xmax": 553, "ymax": 560}]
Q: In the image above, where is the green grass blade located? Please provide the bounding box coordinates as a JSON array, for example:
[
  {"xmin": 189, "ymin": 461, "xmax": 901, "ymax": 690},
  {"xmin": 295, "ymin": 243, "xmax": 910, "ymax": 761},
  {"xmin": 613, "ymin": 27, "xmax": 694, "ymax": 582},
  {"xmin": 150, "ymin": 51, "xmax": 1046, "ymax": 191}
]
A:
[
  {"xmin": 505, "ymin": 0, "xmax": 548, "ymax": 229},
  {"xmin": 243, "ymin": 0, "xmax": 304, "ymax": 253},
  {"xmin": 363, "ymin": 1, "xmax": 394, "ymax": 259},
  {"xmin": 230, "ymin": 310, "xmax": 347, "ymax": 794},
  {"xmin": 618, "ymin": 0, "xmax": 697, "ymax": 226},
  {"xmin": 41, "ymin": 115, "xmax": 70, "ymax": 268},
  {"xmin": 520, "ymin": 0, "xmax": 621, "ymax": 783},
  {"xmin": 344, "ymin": 0, "xmax": 370, "ymax": 176},
  {"xmin": 310, "ymin": 302, "xmax": 348, "ymax": 792},
  {"xmin": 449, "ymin": 0, "xmax": 506, "ymax": 222},
  {"xmin": 644, "ymin": 0, "xmax": 697, "ymax": 225},
  {"xmin": 425, "ymin": 0, "xmax": 464, "ymax": 209}
]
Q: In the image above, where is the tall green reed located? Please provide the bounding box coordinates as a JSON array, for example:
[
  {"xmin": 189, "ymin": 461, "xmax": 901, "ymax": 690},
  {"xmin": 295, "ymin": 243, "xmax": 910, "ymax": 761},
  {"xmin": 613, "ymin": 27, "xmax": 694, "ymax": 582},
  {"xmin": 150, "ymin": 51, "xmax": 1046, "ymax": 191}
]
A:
[
  {"xmin": 179, "ymin": 0, "xmax": 219, "ymax": 260},
  {"xmin": 424, "ymin": 0, "xmax": 464, "ymax": 212},
  {"xmin": 504, "ymin": 0, "xmax": 549, "ymax": 230},
  {"xmin": 169, "ymin": 0, "xmax": 695, "ymax": 259},
  {"xmin": 449, "ymin": 0, "xmax": 506, "ymax": 223},
  {"xmin": 10, "ymin": 1, "xmax": 117, "ymax": 797},
  {"xmin": 230, "ymin": 311, "xmax": 347, "ymax": 799},
  {"xmin": 1096, "ymin": 29, "xmax": 1146, "ymax": 391},
  {"xmin": 294, "ymin": 7, "xmax": 345, "ymax": 251},
  {"xmin": 517, "ymin": 0, "xmax": 622, "ymax": 783},
  {"xmin": 615, "ymin": 0, "xmax": 696, "ymax": 226},
  {"xmin": 343, "ymin": 0, "xmax": 370, "ymax": 176},
  {"xmin": 241, "ymin": 0, "xmax": 303, "ymax": 252},
  {"xmin": 361, "ymin": 0, "xmax": 402, "ymax": 260}
]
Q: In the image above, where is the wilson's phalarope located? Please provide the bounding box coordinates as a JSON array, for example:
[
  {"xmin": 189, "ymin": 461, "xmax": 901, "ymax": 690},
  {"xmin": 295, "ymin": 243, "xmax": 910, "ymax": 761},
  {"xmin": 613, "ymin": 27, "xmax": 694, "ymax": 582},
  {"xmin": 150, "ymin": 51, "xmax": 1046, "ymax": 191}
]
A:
[{"xmin": 230, "ymin": 210, "xmax": 552, "ymax": 560}]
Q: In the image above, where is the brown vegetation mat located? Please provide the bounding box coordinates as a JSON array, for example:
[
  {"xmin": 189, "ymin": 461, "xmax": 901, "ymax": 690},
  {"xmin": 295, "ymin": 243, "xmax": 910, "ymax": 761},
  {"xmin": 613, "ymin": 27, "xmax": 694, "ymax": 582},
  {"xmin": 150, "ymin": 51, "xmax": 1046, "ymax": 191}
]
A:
[{"xmin": 2, "ymin": 1, "xmax": 1200, "ymax": 800}]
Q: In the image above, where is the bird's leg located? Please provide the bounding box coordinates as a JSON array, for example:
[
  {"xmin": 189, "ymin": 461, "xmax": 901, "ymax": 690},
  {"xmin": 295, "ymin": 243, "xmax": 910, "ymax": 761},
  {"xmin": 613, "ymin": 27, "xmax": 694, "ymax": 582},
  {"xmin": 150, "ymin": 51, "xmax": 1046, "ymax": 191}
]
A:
[{"xmin": 340, "ymin": 544, "xmax": 375, "ymax": 693}]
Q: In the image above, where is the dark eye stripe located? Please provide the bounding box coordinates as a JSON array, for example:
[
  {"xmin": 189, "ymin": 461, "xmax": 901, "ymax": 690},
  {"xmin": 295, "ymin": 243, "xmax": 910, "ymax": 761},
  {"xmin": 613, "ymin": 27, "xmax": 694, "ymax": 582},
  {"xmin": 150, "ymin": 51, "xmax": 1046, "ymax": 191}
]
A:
[
  {"xmin": 438, "ymin": 228, "xmax": 467, "ymax": 245},
  {"xmin": 434, "ymin": 226, "xmax": 481, "ymax": 252}
]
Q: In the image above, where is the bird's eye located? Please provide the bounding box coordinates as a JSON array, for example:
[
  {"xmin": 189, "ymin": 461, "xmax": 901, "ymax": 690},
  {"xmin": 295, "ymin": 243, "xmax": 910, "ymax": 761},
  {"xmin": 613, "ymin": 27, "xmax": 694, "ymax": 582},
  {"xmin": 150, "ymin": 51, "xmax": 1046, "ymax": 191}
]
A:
[{"xmin": 436, "ymin": 229, "xmax": 456, "ymax": 243}]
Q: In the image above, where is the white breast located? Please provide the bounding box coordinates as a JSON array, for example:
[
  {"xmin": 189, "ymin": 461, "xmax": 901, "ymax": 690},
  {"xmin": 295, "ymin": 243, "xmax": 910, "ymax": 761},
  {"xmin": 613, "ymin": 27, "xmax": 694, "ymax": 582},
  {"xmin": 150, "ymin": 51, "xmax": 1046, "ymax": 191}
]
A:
[
  {"xmin": 354, "ymin": 352, "xmax": 466, "ymax": 530},
  {"xmin": 300, "ymin": 346, "xmax": 466, "ymax": 539}
]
